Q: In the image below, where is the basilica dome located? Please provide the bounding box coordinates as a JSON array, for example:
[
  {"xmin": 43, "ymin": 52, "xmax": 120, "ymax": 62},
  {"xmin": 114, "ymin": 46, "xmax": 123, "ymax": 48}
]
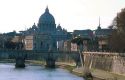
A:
[{"xmin": 38, "ymin": 7, "xmax": 55, "ymax": 24}]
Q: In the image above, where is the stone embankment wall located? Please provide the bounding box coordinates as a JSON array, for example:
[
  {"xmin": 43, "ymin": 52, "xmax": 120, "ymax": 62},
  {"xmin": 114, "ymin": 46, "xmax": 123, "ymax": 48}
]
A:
[{"xmin": 83, "ymin": 52, "xmax": 125, "ymax": 74}]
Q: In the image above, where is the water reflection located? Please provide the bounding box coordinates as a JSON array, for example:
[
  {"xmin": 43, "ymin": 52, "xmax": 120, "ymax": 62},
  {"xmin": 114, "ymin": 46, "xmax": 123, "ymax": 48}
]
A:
[{"xmin": 0, "ymin": 63, "xmax": 84, "ymax": 80}]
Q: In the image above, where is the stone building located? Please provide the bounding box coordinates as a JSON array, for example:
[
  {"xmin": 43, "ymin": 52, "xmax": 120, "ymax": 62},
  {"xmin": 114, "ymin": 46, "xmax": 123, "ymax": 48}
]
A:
[
  {"xmin": 24, "ymin": 35, "xmax": 33, "ymax": 50},
  {"xmin": 20, "ymin": 7, "xmax": 71, "ymax": 51},
  {"xmin": 63, "ymin": 40, "xmax": 71, "ymax": 52},
  {"xmin": 57, "ymin": 40, "xmax": 64, "ymax": 51},
  {"xmin": 3, "ymin": 7, "xmax": 112, "ymax": 51},
  {"xmin": 72, "ymin": 29, "xmax": 94, "ymax": 51},
  {"xmin": 71, "ymin": 43, "xmax": 78, "ymax": 51},
  {"xmin": 94, "ymin": 26, "xmax": 113, "ymax": 51}
]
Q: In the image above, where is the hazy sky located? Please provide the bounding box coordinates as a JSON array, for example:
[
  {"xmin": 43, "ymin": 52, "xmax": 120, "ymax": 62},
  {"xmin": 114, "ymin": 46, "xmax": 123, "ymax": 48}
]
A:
[{"xmin": 0, "ymin": 0, "xmax": 125, "ymax": 33}]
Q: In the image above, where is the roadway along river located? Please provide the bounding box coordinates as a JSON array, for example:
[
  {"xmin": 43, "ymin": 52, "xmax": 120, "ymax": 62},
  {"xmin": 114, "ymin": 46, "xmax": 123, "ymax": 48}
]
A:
[{"xmin": 0, "ymin": 63, "xmax": 84, "ymax": 80}]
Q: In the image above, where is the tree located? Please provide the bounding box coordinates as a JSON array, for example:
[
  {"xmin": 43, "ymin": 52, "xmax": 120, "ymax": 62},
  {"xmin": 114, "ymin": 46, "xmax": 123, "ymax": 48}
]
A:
[
  {"xmin": 4, "ymin": 41, "xmax": 16, "ymax": 49},
  {"xmin": 109, "ymin": 8, "xmax": 125, "ymax": 52},
  {"xmin": 71, "ymin": 36, "xmax": 84, "ymax": 46},
  {"xmin": 4, "ymin": 41, "xmax": 23, "ymax": 50},
  {"xmin": 71, "ymin": 36, "xmax": 84, "ymax": 67}
]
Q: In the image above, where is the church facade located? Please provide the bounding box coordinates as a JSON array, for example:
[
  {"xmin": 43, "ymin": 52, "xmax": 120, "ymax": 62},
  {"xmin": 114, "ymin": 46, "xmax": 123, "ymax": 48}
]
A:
[{"xmin": 22, "ymin": 7, "xmax": 71, "ymax": 51}]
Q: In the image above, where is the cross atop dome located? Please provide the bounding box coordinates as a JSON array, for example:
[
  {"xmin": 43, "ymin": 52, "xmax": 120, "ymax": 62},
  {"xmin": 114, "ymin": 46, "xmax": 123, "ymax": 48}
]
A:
[
  {"xmin": 45, "ymin": 6, "xmax": 49, "ymax": 13},
  {"xmin": 98, "ymin": 17, "xmax": 101, "ymax": 30}
]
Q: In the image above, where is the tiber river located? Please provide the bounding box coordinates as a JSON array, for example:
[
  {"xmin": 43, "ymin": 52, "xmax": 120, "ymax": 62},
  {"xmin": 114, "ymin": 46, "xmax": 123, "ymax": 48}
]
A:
[{"xmin": 0, "ymin": 63, "xmax": 84, "ymax": 80}]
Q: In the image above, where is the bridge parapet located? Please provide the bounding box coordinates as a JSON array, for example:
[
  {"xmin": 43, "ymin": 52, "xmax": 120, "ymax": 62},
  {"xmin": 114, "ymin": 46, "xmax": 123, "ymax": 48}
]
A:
[{"xmin": 0, "ymin": 50, "xmax": 81, "ymax": 68}]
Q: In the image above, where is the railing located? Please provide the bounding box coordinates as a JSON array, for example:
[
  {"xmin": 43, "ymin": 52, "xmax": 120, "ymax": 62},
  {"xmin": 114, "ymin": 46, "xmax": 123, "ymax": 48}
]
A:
[{"xmin": 83, "ymin": 52, "xmax": 125, "ymax": 58}]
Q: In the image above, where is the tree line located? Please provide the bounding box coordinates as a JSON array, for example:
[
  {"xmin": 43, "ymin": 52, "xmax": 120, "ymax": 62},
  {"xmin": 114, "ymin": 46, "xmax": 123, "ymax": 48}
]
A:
[{"xmin": 109, "ymin": 8, "xmax": 125, "ymax": 52}]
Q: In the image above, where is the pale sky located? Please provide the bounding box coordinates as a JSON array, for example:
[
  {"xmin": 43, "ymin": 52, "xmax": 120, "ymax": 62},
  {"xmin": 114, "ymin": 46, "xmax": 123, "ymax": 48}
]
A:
[{"xmin": 0, "ymin": 0, "xmax": 125, "ymax": 33}]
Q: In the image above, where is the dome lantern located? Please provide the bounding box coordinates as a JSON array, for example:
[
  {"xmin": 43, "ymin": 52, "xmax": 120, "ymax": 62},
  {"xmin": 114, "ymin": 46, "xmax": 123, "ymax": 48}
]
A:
[{"xmin": 45, "ymin": 6, "xmax": 49, "ymax": 13}]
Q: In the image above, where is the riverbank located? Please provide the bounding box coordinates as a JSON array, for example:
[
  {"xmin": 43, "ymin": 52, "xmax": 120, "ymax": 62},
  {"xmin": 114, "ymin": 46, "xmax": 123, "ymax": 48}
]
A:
[
  {"xmin": 27, "ymin": 61, "xmax": 84, "ymax": 78},
  {"xmin": 55, "ymin": 62, "xmax": 125, "ymax": 80},
  {"xmin": 0, "ymin": 59, "xmax": 15, "ymax": 63},
  {"xmin": 73, "ymin": 67, "xmax": 125, "ymax": 80},
  {"xmin": 55, "ymin": 62, "xmax": 83, "ymax": 76}
]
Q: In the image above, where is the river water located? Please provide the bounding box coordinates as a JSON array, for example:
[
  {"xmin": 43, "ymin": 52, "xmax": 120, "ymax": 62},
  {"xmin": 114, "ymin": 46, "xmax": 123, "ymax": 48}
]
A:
[{"xmin": 0, "ymin": 63, "xmax": 84, "ymax": 80}]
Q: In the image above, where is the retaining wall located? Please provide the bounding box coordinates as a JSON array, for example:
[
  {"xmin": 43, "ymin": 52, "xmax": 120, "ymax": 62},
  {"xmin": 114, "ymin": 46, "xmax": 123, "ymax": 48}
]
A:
[{"xmin": 83, "ymin": 52, "xmax": 125, "ymax": 74}]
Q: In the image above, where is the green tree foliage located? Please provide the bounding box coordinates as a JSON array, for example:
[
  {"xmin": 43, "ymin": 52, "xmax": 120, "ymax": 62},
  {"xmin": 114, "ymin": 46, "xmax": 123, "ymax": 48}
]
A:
[
  {"xmin": 109, "ymin": 8, "xmax": 125, "ymax": 52},
  {"xmin": 4, "ymin": 41, "xmax": 23, "ymax": 50},
  {"xmin": 71, "ymin": 36, "xmax": 84, "ymax": 45}
]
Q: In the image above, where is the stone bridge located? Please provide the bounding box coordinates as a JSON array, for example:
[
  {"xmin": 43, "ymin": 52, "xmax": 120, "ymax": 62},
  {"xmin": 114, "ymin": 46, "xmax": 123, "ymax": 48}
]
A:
[{"xmin": 0, "ymin": 50, "xmax": 81, "ymax": 68}]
